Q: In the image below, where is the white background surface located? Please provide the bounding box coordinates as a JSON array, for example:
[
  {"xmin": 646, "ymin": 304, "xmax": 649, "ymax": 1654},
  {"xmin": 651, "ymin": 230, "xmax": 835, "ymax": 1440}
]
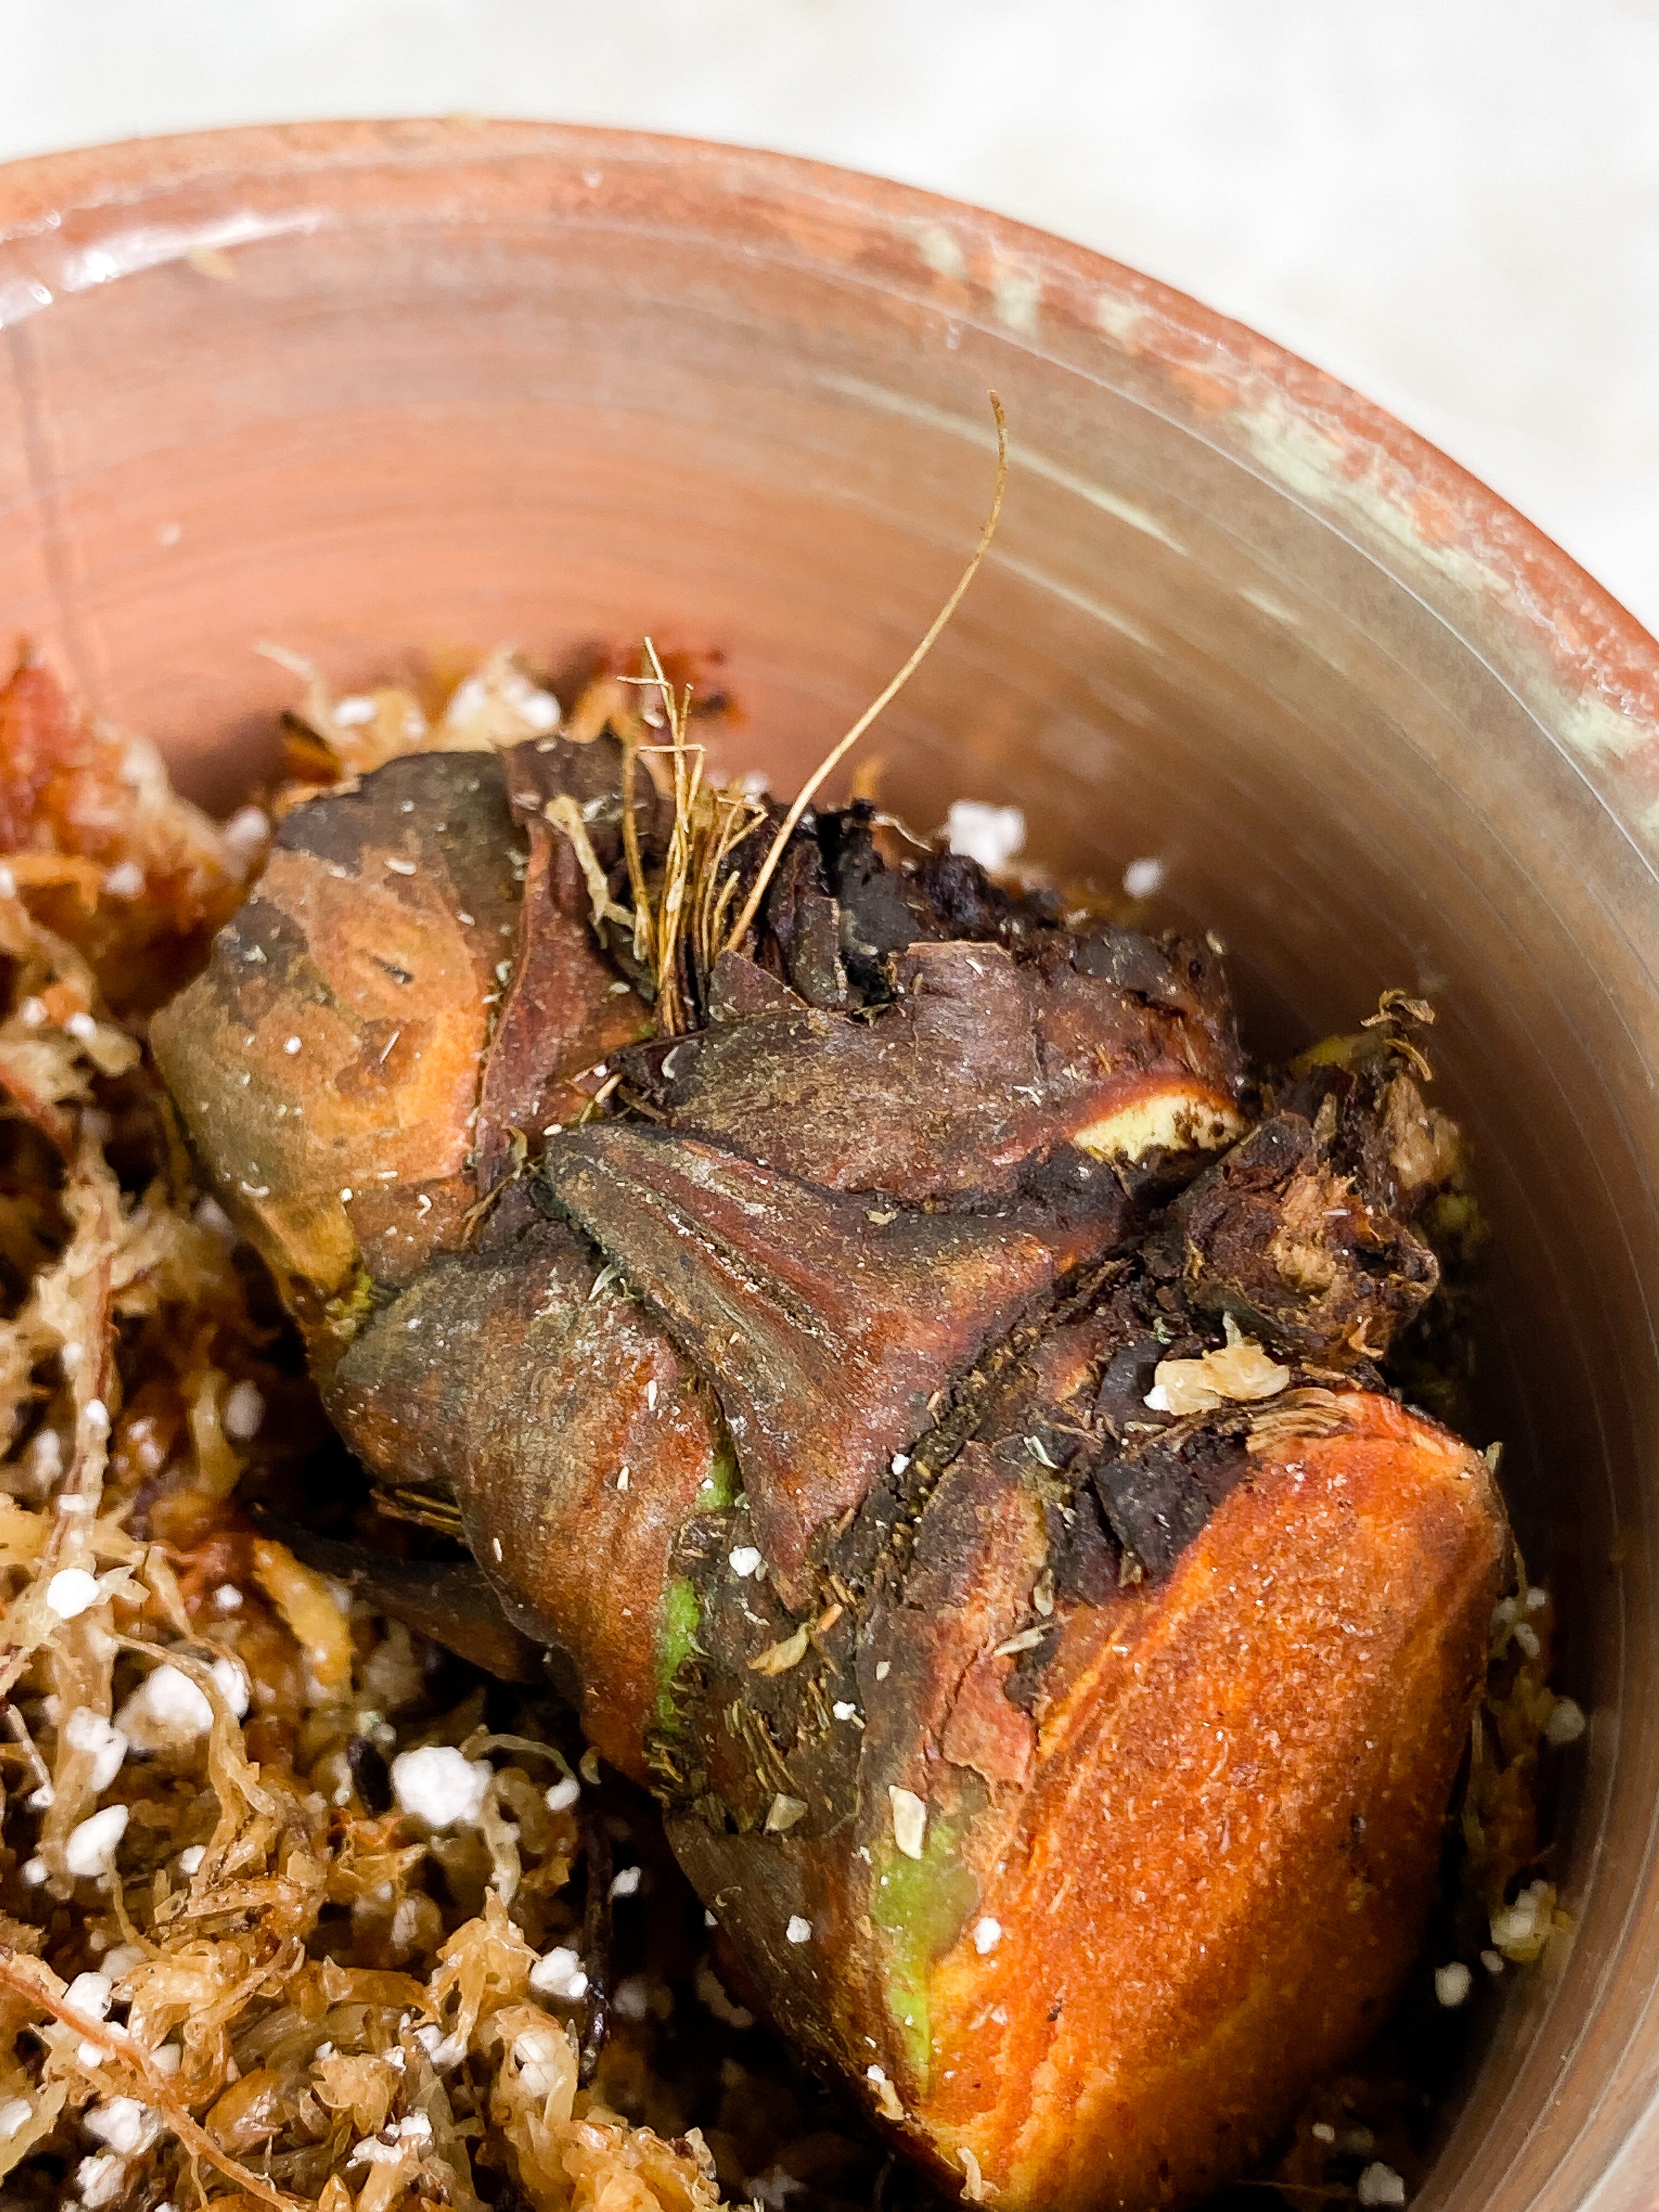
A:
[{"xmin": 2, "ymin": 0, "xmax": 1657, "ymax": 633}]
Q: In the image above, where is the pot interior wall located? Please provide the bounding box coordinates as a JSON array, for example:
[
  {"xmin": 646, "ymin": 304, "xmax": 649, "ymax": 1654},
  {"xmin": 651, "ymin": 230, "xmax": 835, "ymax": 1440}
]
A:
[{"xmin": 2, "ymin": 128, "xmax": 1656, "ymax": 2212}]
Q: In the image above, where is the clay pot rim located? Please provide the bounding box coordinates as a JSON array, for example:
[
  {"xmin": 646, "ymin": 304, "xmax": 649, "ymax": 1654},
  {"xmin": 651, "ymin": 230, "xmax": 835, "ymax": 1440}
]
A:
[{"xmin": 0, "ymin": 113, "xmax": 1652, "ymax": 772}]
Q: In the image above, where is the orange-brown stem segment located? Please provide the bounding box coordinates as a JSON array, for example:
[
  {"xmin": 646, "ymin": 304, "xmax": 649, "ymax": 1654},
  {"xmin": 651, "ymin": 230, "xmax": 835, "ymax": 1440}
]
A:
[{"xmin": 155, "ymin": 742, "xmax": 1506, "ymax": 2212}]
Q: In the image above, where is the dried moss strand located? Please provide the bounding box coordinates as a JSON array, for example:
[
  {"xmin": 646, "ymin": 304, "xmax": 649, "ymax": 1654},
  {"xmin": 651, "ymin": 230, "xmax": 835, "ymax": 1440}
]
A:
[
  {"xmin": 695, "ymin": 797, "xmax": 766, "ymax": 987},
  {"xmin": 618, "ymin": 716, "xmax": 656, "ymax": 971},
  {"xmin": 638, "ymin": 639, "xmax": 707, "ymax": 1035},
  {"xmin": 0, "ymin": 1139, "xmax": 119, "ymax": 1701},
  {"xmin": 544, "ymin": 795, "xmax": 635, "ymax": 938},
  {"xmin": 0, "ymin": 1950, "xmax": 308, "ymax": 2212}
]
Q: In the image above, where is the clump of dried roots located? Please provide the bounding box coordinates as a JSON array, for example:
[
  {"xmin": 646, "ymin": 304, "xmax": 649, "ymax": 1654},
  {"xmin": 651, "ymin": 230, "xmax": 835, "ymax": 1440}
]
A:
[{"xmin": 550, "ymin": 393, "xmax": 1008, "ymax": 1037}]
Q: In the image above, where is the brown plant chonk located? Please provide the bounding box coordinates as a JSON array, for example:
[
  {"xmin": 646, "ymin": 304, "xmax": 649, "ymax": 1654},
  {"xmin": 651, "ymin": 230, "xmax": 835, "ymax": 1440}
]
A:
[{"xmin": 152, "ymin": 725, "xmax": 1507, "ymax": 2212}]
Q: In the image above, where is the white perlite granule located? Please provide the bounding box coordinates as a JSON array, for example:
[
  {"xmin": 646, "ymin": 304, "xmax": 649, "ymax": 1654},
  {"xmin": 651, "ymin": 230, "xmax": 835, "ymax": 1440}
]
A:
[
  {"xmin": 64, "ymin": 1708, "xmax": 127, "ymax": 1793},
  {"xmin": 390, "ymin": 1745, "xmax": 492, "ymax": 1829},
  {"xmin": 695, "ymin": 1959, "xmax": 754, "ymax": 2030},
  {"xmin": 44, "ymin": 1568, "xmax": 102, "ymax": 1621},
  {"xmin": 63, "ymin": 1971, "xmax": 114, "ymax": 2023},
  {"xmin": 84, "ymin": 2097, "xmax": 160, "ymax": 2156},
  {"xmin": 117, "ymin": 1663, "xmax": 212, "ymax": 1752},
  {"xmin": 786, "ymin": 1916, "xmax": 811, "ymax": 1944},
  {"xmin": 1546, "ymin": 1696, "xmax": 1587, "ymax": 1745},
  {"xmin": 444, "ymin": 669, "xmax": 561, "ymax": 737},
  {"xmin": 222, "ymin": 1379, "xmax": 265, "ymax": 1439},
  {"xmin": 944, "ymin": 800, "xmax": 1025, "ymax": 873},
  {"xmin": 544, "ymin": 1775, "xmax": 580, "ymax": 1813},
  {"xmin": 116, "ymin": 1657, "xmax": 248, "ymax": 1750},
  {"xmin": 76, "ymin": 2151, "xmax": 129, "ymax": 2208},
  {"xmin": 1356, "ymin": 2163, "xmax": 1407, "ymax": 2207},
  {"xmin": 764, "ymin": 1792, "xmax": 808, "ymax": 1835},
  {"xmin": 194, "ymin": 1194, "xmax": 235, "ymax": 1241},
  {"xmin": 973, "ymin": 1916, "xmax": 1003, "ymax": 1954},
  {"xmin": 1122, "ymin": 855, "xmax": 1165, "ymax": 899},
  {"xmin": 349, "ymin": 2113, "xmax": 436, "ymax": 2168},
  {"xmin": 347, "ymin": 2140, "xmax": 404, "ymax": 2170},
  {"xmin": 211, "ymin": 1656, "xmax": 251, "ymax": 1714},
  {"xmin": 224, "ymin": 805, "xmax": 269, "ymax": 857},
  {"xmin": 510, "ymin": 2021, "xmax": 572, "ymax": 2101},
  {"xmin": 528, "ymin": 1945, "xmax": 589, "ymax": 2002},
  {"xmin": 1434, "ymin": 1961, "xmax": 1472, "ymax": 2007},
  {"xmin": 889, "ymin": 1786, "xmax": 928, "ymax": 1860},
  {"xmin": 414, "ymin": 2023, "xmax": 465, "ymax": 2070},
  {"xmin": 64, "ymin": 1805, "xmax": 129, "ymax": 1878},
  {"xmin": 1491, "ymin": 1878, "xmax": 1556, "ymax": 1960}
]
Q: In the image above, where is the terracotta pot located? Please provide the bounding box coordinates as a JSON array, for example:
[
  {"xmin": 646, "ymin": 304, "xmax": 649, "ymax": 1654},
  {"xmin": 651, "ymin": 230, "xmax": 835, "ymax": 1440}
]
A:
[{"xmin": 2, "ymin": 120, "xmax": 1655, "ymax": 2210}]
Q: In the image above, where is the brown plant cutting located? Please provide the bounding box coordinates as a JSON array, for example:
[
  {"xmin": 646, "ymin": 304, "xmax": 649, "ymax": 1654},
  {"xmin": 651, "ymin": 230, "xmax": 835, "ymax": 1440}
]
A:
[
  {"xmin": 151, "ymin": 668, "xmax": 1513, "ymax": 2207},
  {"xmin": 0, "ymin": 425, "xmax": 1581, "ymax": 2211}
]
